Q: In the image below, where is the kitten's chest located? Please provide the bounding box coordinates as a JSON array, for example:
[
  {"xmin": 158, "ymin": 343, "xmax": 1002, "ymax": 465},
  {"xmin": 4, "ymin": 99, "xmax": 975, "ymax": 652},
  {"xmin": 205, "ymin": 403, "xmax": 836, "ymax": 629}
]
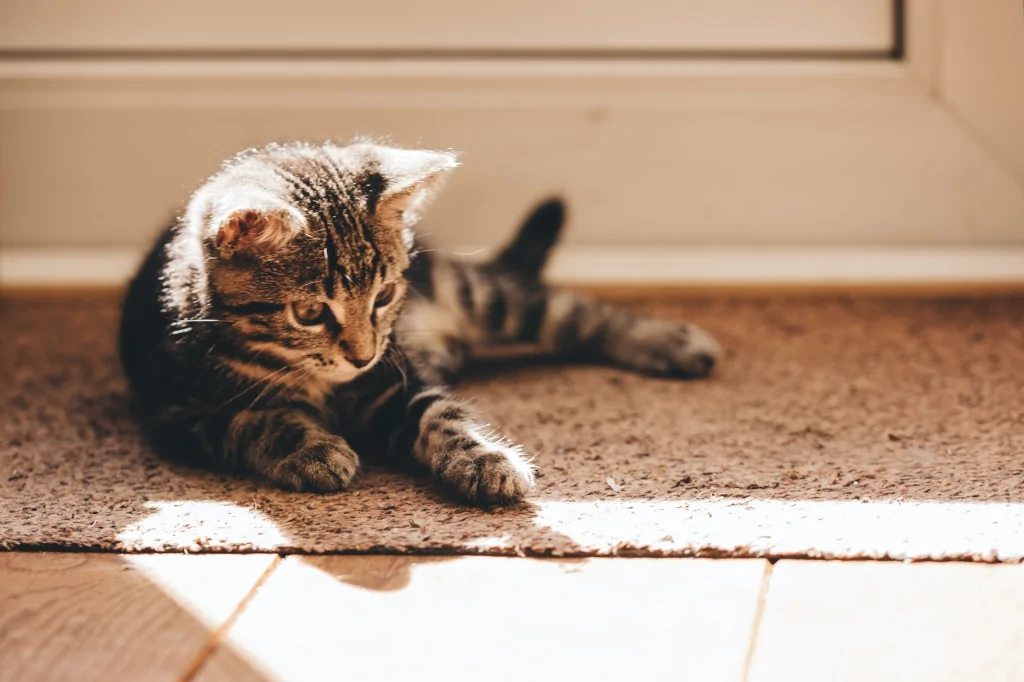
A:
[
  {"xmin": 326, "ymin": 389, "xmax": 363, "ymax": 430},
  {"xmin": 323, "ymin": 369, "xmax": 396, "ymax": 433}
]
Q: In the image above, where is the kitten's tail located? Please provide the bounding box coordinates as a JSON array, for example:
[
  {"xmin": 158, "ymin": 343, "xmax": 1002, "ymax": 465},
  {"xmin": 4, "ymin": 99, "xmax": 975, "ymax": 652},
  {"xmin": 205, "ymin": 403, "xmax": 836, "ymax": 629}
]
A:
[{"xmin": 490, "ymin": 197, "xmax": 565, "ymax": 280}]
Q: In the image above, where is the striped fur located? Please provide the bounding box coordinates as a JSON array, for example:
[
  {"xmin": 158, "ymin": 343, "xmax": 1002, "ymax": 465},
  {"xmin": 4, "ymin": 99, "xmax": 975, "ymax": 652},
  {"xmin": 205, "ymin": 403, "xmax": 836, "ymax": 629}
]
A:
[{"xmin": 119, "ymin": 141, "xmax": 719, "ymax": 506}]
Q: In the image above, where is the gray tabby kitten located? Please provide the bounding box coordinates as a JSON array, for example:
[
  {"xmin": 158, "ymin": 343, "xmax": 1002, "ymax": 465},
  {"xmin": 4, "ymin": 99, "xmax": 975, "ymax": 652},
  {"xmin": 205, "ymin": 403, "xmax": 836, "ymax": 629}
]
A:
[{"xmin": 119, "ymin": 141, "xmax": 719, "ymax": 506}]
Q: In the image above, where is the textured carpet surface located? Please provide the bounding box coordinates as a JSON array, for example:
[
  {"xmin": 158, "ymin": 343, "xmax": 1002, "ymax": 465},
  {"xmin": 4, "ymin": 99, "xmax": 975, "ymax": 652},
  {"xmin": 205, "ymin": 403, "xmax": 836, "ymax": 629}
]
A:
[{"xmin": 2, "ymin": 295, "xmax": 1023, "ymax": 560}]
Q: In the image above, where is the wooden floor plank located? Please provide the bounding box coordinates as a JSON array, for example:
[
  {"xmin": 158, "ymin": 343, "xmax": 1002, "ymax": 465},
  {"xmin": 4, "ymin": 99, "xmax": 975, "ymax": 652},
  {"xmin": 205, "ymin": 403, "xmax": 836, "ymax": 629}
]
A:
[
  {"xmin": 748, "ymin": 561, "xmax": 1024, "ymax": 682},
  {"xmin": 0, "ymin": 553, "xmax": 276, "ymax": 682},
  {"xmin": 196, "ymin": 556, "xmax": 768, "ymax": 682}
]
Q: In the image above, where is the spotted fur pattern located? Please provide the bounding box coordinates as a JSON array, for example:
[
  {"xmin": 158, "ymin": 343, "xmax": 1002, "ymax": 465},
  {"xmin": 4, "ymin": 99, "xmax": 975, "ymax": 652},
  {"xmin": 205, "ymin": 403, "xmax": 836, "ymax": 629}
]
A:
[{"xmin": 119, "ymin": 141, "xmax": 720, "ymax": 506}]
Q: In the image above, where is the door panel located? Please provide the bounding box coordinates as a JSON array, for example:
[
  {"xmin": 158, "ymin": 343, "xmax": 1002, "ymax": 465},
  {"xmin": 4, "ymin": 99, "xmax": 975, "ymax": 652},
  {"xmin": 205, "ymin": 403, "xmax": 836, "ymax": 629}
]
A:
[
  {"xmin": 0, "ymin": 1, "xmax": 896, "ymax": 54},
  {"xmin": 2, "ymin": 62, "xmax": 1021, "ymax": 249}
]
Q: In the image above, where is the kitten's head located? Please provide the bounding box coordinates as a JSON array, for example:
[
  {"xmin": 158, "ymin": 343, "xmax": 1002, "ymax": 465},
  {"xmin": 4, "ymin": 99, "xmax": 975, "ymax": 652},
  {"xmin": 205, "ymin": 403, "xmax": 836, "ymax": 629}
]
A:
[{"xmin": 183, "ymin": 141, "xmax": 457, "ymax": 384}]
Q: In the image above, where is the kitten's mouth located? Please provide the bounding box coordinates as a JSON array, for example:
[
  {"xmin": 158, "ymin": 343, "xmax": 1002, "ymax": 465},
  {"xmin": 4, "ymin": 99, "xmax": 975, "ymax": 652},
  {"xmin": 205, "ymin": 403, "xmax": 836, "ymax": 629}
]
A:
[
  {"xmin": 317, "ymin": 365, "xmax": 367, "ymax": 382},
  {"xmin": 302, "ymin": 339, "xmax": 388, "ymax": 383},
  {"xmin": 307, "ymin": 355, "xmax": 380, "ymax": 383}
]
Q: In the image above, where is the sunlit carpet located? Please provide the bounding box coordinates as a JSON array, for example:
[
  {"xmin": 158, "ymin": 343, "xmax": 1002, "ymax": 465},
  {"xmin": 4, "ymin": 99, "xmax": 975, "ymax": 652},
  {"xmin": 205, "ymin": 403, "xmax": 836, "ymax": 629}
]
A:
[{"xmin": 2, "ymin": 294, "xmax": 1023, "ymax": 560}]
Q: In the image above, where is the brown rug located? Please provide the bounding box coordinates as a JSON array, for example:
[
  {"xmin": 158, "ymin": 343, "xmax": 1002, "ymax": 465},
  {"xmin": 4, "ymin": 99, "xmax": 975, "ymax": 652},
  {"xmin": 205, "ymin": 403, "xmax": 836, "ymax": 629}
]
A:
[{"xmin": 2, "ymin": 294, "xmax": 1023, "ymax": 561}]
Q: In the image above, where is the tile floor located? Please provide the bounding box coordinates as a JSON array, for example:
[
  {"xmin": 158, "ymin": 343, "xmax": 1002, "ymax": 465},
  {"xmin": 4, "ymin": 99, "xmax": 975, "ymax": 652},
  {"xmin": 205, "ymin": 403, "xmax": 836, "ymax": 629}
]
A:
[{"xmin": 2, "ymin": 553, "xmax": 1021, "ymax": 682}]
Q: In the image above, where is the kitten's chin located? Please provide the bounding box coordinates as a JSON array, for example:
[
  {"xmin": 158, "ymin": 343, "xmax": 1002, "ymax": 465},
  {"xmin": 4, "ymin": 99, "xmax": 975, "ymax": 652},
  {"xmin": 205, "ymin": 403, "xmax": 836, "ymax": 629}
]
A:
[
  {"xmin": 312, "ymin": 360, "xmax": 378, "ymax": 385},
  {"xmin": 314, "ymin": 367, "xmax": 362, "ymax": 385}
]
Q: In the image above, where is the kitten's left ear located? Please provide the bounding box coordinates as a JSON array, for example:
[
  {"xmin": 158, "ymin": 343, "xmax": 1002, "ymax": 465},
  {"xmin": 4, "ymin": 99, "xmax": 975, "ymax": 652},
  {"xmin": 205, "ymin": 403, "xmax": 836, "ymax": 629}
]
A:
[
  {"xmin": 362, "ymin": 145, "xmax": 460, "ymax": 228},
  {"xmin": 212, "ymin": 206, "xmax": 305, "ymax": 258}
]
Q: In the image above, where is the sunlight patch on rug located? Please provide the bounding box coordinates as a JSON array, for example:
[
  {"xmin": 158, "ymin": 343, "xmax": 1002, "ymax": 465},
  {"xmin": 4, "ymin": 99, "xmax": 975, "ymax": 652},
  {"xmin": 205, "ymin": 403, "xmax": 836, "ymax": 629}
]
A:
[
  {"xmin": 116, "ymin": 500, "xmax": 289, "ymax": 552},
  {"xmin": 529, "ymin": 498, "xmax": 1024, "ymax": 561}
]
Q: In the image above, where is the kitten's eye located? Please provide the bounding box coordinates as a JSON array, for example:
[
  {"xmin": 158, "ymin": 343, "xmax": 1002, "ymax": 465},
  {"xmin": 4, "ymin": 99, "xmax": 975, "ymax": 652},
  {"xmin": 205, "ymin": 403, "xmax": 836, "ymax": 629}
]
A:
[
  {"xmin": 291, "ymin": 301, "xmax": 328, "ymax": 326},
  {"xmin": 375, "ymin": 282, "xmax": 397, "ymax": 308}
]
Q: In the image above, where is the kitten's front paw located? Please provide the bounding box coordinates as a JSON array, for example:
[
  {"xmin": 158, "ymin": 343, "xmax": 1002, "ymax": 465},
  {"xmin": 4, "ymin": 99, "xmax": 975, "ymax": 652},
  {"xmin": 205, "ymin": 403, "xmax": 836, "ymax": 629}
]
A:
[
  {"xmin": 266, "ymin": 439, "xmax": 360, "ymax": 493},
  {"xmin": 435, "ymin": 437, "xmax": 536, "ymax": 506},
  {"xmin": 620, "ymin": 319, "xmax": 721, "ymax": 379}
]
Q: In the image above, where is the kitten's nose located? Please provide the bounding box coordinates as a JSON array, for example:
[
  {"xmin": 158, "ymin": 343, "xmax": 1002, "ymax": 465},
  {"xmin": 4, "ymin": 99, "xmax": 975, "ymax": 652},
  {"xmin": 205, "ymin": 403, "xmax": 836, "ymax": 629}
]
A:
[
  {"xmin": 345, "ymin": 352, "xmax": 374, "ymax": 369},
  {"xmin": 340, "ymin": 327, "xmax": 377, "ymax": 369}
]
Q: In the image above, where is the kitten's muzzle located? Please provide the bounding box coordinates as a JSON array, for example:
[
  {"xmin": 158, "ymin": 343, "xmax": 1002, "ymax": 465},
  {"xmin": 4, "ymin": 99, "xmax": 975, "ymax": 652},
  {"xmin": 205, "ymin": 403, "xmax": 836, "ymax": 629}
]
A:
[
  {"xmin": 345, "ymin": 351, "xmax": 374, "ymax": 369},
  {"xmin": 338, "ymin": 333, "xmax": 377, "ymax": 369}
]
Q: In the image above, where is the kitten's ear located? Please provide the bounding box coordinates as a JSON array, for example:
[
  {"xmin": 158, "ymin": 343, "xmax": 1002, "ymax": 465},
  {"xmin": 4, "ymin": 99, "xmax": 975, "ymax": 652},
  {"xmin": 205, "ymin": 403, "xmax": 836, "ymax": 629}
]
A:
[
  {"xmin": 366, "ymin": 146, "xmax": 459, "ymax": 228},
  {"xmin": 211, "ymin": 206, "xmax": 306, "ymax": 259}
]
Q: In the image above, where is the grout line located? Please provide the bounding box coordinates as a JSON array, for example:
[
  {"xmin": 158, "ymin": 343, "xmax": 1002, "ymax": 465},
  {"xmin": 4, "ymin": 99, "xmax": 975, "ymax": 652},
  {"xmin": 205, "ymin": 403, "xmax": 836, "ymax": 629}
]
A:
[
  {"xmin": 176, "ymin": 554, "xmax": 282, "ymax": 682},
  {"xmin": 741, "ymin": 560, "xmax": 774, "ymax": 682}
]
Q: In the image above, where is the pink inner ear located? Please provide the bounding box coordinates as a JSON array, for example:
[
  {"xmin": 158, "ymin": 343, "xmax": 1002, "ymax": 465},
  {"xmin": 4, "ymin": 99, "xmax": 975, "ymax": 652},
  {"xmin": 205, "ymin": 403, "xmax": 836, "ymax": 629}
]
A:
[{"xmin": 215, "ymin": 210, "xmax": 277, "ymax": 254}]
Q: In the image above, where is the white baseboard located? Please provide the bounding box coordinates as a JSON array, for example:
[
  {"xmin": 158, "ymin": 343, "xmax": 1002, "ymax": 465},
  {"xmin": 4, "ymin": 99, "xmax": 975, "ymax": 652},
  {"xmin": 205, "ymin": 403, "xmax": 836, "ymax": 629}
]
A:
[
  {"xmin": 547, "ymin": 247, "xmax": 1024, "ymax": 286},
  {"xmin": 1, "ymin": 247, "xmax": 143, "ymax": 287},
  {"xmin": 3, "ymin": 245, "xmax": 1024, "ymax": 289}
]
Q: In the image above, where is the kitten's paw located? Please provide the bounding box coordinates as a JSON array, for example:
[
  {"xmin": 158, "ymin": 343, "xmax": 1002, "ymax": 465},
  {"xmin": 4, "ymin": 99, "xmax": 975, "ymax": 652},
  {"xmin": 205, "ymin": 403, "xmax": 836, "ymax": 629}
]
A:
[
  {"xmin": 434, "ymin": 436, "xmax": 536, "ymax": 506},
  {"xmin": 266, "ymin": 440, "xmax": 360, "ymax": 493},
  {"xmin": 619, "ymin": 319, "xmax": 721, "ymax": 379}
]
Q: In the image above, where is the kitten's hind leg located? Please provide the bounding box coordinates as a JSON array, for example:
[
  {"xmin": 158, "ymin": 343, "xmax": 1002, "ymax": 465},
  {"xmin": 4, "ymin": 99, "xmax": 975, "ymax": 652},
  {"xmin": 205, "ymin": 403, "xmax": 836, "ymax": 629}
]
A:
[
  {"xmin": 470, "ymin": 274, "xmax": 720, "ymax": 379},
  {"xmin": 456, "ymin": 195, "xmax": 720, "ymax": 378},
  {"xmin": 212, "ymin": 407, "xmax": 361, "ymax": 492},
  {"xmin": 538, "ymin": 290, "xmax": 721, "ymax": 378}
]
